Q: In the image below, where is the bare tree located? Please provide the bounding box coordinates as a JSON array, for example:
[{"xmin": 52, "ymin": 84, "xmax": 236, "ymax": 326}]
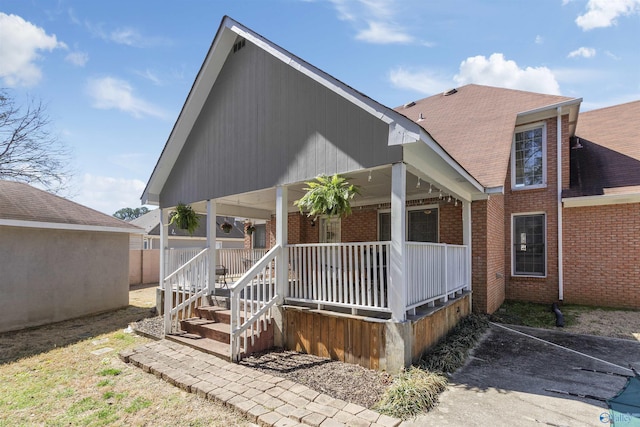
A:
[{"xmin": 0, "ymin": 89, "xmax": 72, "ymax": 193}]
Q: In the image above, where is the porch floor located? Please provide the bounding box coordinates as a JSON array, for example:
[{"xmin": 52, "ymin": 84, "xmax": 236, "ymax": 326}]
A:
[{"xmin": 120, "ymin": 339, "xmax": 401, "ymax": 427}]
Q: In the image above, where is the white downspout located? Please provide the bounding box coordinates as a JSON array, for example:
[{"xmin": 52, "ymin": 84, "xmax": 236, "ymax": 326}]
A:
[
  {"xmin": 207, "ymin": 200, "xmax": 217, "ymax": 296},
  {"xmin": 161, "ymin": 207, "xmax": 171, "ymax": 335},
  {"xmin": 557, "ymin": 107, "xmax": 564, "ymax": 301}
]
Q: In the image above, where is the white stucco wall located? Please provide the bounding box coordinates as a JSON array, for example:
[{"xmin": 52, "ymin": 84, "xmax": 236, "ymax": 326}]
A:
[{"xmin": 0, "ymin": 226, "xmax": 129, "ymax": 333}]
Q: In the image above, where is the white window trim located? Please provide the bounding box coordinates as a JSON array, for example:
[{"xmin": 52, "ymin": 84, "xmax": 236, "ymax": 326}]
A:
[
  {"xmin": 511, "ymin": 122, "xmax": 547, "ymax": 190},
  {"xmin": 511, "ymin": 212, "xmax": 547, "ymax": 278}
]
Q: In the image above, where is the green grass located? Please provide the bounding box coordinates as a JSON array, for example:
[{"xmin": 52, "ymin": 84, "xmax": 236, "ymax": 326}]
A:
[
  {"xmin": 98, "ymin": 368, "xmax": 121, "ymax": 376},
  {"xmin": 490, "ymin": 301, "xmax": 575, "ymax": 328}
]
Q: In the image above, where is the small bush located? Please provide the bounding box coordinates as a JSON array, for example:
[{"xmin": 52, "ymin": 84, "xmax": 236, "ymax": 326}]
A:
[
  {"xmin": 375, "ymin": 367, "xmax": 448, "ymax": 419},
  {"xmin": 419, "ymin": 314, "xmax": 489, "ymax": 373}
]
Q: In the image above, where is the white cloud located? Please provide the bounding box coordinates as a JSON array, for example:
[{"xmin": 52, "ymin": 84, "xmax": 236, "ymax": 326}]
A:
[
  {"xmin": 576, "ymin": 0, "xmax": 640, "ymax": 30},
  {"xmin": 535, "ymin": 35, "xmax": 544, "ymax": 44},
  {"xmin": 605, "ymin": 50, "xmax": 622, "ymax": 60},
  {"xmin": 134, "ymin": 69, "xmax": 163, "ymax": 86},
  {"xmin": 73, "ymin": 173, "xmax": 148, "ymax": 215},
  {"xmin": 0, "ymin": 13, "xmax": 66, "ymax": 87},
  {"xmin": 65, "ymin": 50, "xmax": 89, "ymax": 66},
  {"xmin": 568, "ymin": 47, "xmax": 596, "ymax": 58},
  {"xmin": 355, "ymin": 21, "xmax": 413, "ymax": 44},
  {"xmin": 86, "ymin": 76, "xmax": 168, "ymax": 119},
  {"xmin": 454, "ymin": 53, "xmax": 560, "ymax": 95},
  {"xmin": 389, "ymin": 67, "xmax": 452, "ymax": 95},
  {"xmin": 328, "ymin": 0, "xmax": 418, "ymax": 45}
]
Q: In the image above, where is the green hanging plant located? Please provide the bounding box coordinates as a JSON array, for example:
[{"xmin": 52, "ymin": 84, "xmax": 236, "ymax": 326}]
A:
[
  {"xmin": 294, "ymin": 174, "xmax": 361, "ymax": 220},
  {"xmin": 220, "ymin": 221, "xmax": 233, "ymax": 233},
  {"xmin": 245, "ymin": 223, "xmax": 256, "ymax": 235},
  {"xmin": 169, "ymin": 203, "xmax": 200, "ymax": 236}
]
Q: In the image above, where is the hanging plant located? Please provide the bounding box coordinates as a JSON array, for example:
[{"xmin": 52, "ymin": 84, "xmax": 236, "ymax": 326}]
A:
[
  {"xmin": 294, "ymin": 173, "xmax": 361, "ymax": 220},
  {"xmin": 245, "ymin": 223, "xmax": 256, "ymax": 235},
  {"xmin": 169, "ymin": 203, "xmax": 199, "ymax": 236},
  {"xmin": 220, "ymin": 220, "xmax": 233, "ymax": 234}
]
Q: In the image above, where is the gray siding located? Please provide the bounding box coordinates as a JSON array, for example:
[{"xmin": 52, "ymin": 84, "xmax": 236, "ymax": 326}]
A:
[{"xmin": 161, "ymin": 40, "xmax": 401, "ymax": 207}]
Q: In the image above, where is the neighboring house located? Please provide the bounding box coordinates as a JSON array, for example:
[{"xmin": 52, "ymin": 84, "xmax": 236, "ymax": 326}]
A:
[
  {"xmin": 0, "ymin": 181, "xmax": 143, "ymax": 333},
  {"xmin": 129, "ymin": 209, "xmax": 244, "ymax": 250},
  {"xmin": 140, "ymin": 17, "xmax": 639, "ymax": 371},
  {"xmin": 128, "ymin": 209, "xmax": 245, "ymax": 286}
]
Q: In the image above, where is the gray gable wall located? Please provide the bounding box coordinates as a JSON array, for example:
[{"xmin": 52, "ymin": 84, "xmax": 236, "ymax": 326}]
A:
[{"xmin": 160, "ymin": 39, "xmax": 401, "ymax": 207}]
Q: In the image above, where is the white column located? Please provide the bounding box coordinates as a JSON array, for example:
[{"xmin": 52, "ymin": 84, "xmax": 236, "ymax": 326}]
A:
[
  {"xmin": 160, "ymin": 207, "xmax": 171, "ymax": 334},
  {"xmin": 462, "ymin": 200, "xmax": 472, "ymax": 293},
  {"xmin": 275, "ymin": 186, "xmax": 288, "ymax": 303},
  {"xmin": 207, "ymin": 200, "xmax": 217, "ymax": 295},
  {"xmin": 390, "ymin": 162, "xmax": 407, "ymax": 322}
]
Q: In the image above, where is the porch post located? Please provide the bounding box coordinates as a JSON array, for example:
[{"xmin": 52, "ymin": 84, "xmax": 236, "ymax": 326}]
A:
[
  {"xmin": 160, "ymin": 207, "xmax": 171, "ymax": 334},
  {"xmin": 275, "ymin": 186, "xmax": 288, "ymax": 303},
  {"xmin": 390, "ymin": 162, "xmax": 407, "ymax": 322},
  {"xmin": 207, "ymin": 200, "xmax": 217, "ymax": 295},
  {"xmin": 462, "ymin": 200, "xmax": 472, "ymax": 293}
]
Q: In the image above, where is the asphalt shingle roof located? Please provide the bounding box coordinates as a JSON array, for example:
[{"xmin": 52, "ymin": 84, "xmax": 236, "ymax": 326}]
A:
[
  {"xmin": 395, "ymin": 84, "xmax": 575, "ymax": 188},
  {"xmin": 0, "ymin": 180, "xmax": 141, "ymax": 231}
]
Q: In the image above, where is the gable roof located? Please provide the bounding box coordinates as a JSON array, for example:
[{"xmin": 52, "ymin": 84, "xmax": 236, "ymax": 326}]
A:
[
  {"xmin": 130, "ymin": 209, "xmax": 245, "ymax": 239},
  {"xmin": 564, "ymin": 100, "xmax": 640, "ymax": 204},
  {"xmin": 396, "ymin": 84, "xmax": 580, "ymax": 189},
  {"xmin": 142, "ymin": 16, "xmax": 481, "ymax": 206},
  {"xmin": 0, "ymin": 181, "xmax": 142, "ymax": 233}
]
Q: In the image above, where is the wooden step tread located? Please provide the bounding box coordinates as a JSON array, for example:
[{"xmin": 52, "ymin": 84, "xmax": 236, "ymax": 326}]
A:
[{"xmin": 166, "ymin": 335, "xmax": 231, "ymax": 360}]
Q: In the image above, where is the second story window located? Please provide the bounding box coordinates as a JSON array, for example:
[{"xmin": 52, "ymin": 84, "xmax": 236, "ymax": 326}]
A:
[{"xmin": 512, "ymin": 123, "xmax": 546, "ymax": 189}]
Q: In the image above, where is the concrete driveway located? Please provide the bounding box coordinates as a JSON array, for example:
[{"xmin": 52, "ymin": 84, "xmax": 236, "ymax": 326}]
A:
[{"xmin": 403, "ymin": 324, "xmax": 640, "ymax": 427}]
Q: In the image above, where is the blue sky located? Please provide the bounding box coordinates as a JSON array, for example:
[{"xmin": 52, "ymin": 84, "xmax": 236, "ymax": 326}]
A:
[{"xmin": 1, "ymin": 0, "xmax": 639, "ymax": 215}]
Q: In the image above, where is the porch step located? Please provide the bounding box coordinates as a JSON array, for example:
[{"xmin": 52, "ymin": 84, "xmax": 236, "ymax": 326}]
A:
[
  {"xmin": 181, "ymin": 318, "xmax": 230, "ymax": 342},
  {"xmin": 196, "ymin": 306, "xmax": 231, "ymax": 324},
  {"xmin": 166, "ymin": 334, "xmax": 231, "ymax": 360}
]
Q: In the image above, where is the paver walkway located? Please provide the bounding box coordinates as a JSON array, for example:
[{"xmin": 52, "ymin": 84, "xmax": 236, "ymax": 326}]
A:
[{"xmin": 121, "ymin": 340, "xmax": 401, "ymax": 427}]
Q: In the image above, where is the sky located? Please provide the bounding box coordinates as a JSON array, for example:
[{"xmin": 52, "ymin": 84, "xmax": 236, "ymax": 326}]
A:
[{"xmin": 1, "ymin": 0, "xmax": 639, "ymax": 215}]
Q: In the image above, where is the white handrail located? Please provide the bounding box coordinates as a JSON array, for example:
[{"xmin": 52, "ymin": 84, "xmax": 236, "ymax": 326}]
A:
[
  {"xmin": 164, "ymin": 248, "xmax": 210, "ymax": 334},
  {"xmin": 229, "ymin": 245, "xmax": 280, "ymax": 361}
]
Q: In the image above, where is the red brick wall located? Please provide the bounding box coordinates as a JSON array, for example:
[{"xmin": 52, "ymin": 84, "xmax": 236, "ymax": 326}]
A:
[
  {"xmin": 471, "ymin": 196, "xmax": 505, "ymax": 314},
  {"xmin": 563, "ymin": 203, "xmax": 640, "ymax": 308},
  {"xmin": 503, "ymin": 116, "xmax": 569, "ymax": 304}
]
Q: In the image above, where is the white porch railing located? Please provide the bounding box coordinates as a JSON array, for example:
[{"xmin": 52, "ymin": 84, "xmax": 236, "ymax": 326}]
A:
[
  {"xmin": 164, "ymin": 248, "xmax": 209, "ymax": 334},
  {"xmin": 287, "ymin": 242, "xmax": 391, "ymax": 313},
  {"xmin": 230, "ymin": 245, "xmax": 280, "ymax": 361},
  {"xmin": 166, "ymin": 247, "xmax": 203, "ymax": 278},
  {"xmin": 406, "ymin": 242, "xmax": 469, "ymax": 310},
  {"xmin": 218, "ymin": 248, "xmax": 268, "ymax": 277}
]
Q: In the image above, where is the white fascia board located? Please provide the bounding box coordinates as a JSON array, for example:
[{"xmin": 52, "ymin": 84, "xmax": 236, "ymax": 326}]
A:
[
  {"xmin": 563, "ymin": 193, "xmax": 640, "ymax": 208},
  {"xmin": 0, "ymin": 219, "xmax": 144, "ymax": 234},
  {"xmin": 142, "ymin": 20, "xmax": 237, "ymax": 205},
  {"xmin": 516, "ymin": 98, "xmax": 582, "ymax": 128}
]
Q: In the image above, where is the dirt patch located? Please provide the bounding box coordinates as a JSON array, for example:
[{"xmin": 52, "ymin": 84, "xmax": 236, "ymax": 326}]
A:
[{"xmin": 562, "ymin": 308, "xmax": 640, "ymax": 341}]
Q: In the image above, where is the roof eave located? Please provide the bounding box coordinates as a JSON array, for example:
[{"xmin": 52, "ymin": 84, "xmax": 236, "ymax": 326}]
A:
[
  {"xmin": 516, "ymin": 98, "xmax": 582, "ymax": 135},
  {"xmin": 0, "ymin": 219, "xmax": 144, "ymax": 234},
  {"xmin": 563, "ymin": 192, "xmax": 640, "ymax": 208}
]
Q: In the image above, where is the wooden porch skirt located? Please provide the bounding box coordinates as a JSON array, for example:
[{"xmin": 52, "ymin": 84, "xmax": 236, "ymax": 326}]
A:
[{"xmin": 283, "ymin": 293, "xmax": 471, "ymax": 372}]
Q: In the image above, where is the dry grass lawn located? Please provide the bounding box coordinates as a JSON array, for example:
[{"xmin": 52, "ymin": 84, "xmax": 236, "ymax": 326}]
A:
[{"xmin": 0, "ymin": 284, "xmax": 249, "ymax": 427}]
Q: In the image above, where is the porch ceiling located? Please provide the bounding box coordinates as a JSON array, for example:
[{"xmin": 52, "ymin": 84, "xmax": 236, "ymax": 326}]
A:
[{"xmin": 188, "ymin": 165, "xmax": 472, "ymax": 219}]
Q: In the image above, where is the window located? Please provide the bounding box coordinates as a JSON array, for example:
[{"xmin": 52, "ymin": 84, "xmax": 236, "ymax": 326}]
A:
[
  {"xmin": 512, "ymin": 214, "xmax": 545, "ymax": 276},
  {"xmin": 378, "ymin": 206, "xmax": 438, "ymax": 243},
  {"xmin": 253, "ymin": 224, "xmax": 267, "ymax": 248},
  {"xmin": 512, "ymin": 123, "xmax": 546, "ymax": 189},
  {"xmin": 320, "ymin": 217, "xmax": 341, "ymax": 243}
]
